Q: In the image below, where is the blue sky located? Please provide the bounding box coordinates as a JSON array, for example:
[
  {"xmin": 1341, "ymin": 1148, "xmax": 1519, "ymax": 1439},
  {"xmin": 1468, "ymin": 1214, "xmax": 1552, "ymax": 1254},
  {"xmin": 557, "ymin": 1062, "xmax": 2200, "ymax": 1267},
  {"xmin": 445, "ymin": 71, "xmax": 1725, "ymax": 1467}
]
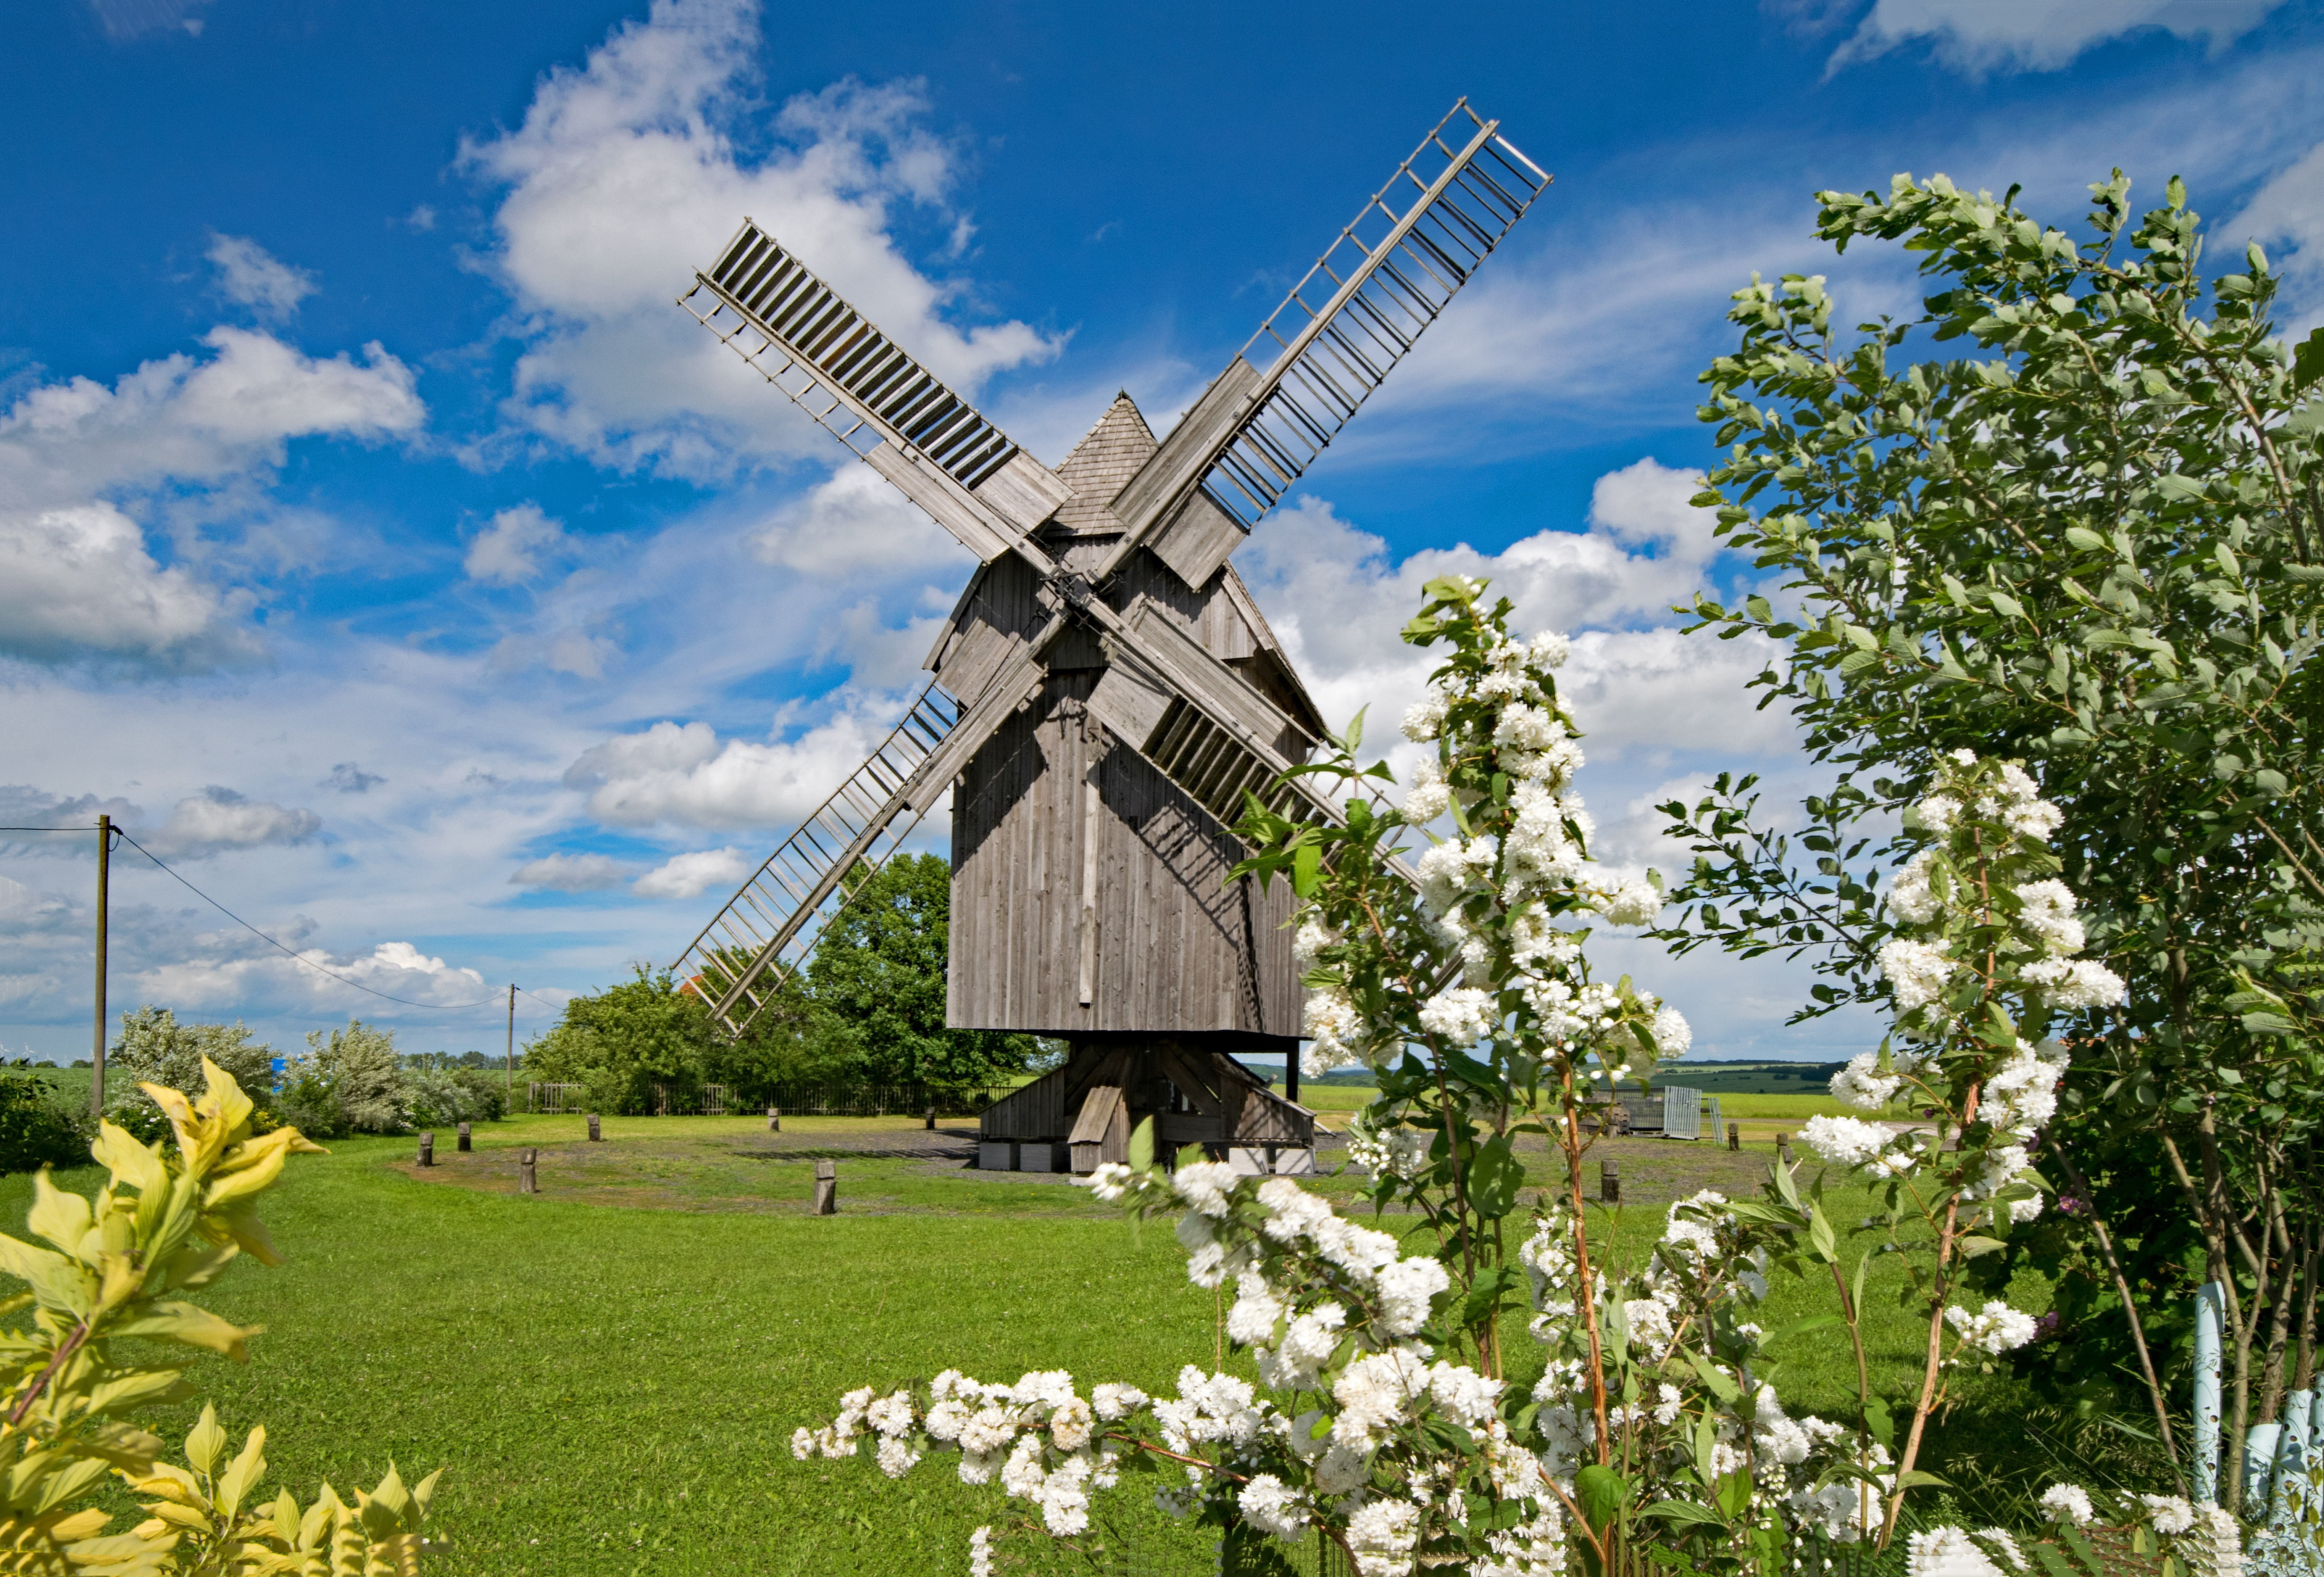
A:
[{"xmin": 3, "ymin": 0, "xmax": 2320, "ymax": 1061}]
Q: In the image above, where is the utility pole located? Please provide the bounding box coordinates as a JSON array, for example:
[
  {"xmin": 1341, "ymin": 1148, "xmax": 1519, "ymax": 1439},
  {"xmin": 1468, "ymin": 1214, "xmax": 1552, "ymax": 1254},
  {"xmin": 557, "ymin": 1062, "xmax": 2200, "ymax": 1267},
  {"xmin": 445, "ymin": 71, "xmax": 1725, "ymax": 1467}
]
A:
[
  {"xmin": 91, "ymin": 814, "xmax": 110, "ymax": 1118},
  {"xmin": 505, "ymin": 983, "xmax": 517, "ymax": 1098}
]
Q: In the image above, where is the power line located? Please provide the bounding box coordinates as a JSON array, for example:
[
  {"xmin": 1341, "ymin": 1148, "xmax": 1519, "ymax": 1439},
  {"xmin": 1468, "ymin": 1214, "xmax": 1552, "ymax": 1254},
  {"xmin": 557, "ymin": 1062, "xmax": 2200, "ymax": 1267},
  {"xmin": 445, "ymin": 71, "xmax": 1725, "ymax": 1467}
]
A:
[
  {"xmin": 0, "ymin": 826, "xmax": 95, "ymax": 833},
  {"xmin": 111, "ymin": 829, "xmax": 510, "ymax": 1012}
]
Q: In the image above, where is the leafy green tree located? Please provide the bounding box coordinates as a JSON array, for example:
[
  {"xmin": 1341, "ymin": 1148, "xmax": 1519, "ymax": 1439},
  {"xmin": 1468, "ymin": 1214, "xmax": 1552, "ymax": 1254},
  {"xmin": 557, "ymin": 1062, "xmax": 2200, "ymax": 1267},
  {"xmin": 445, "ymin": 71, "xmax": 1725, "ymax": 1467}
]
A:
[
  {"xmin": 799, "ymin": 854, "xmax": 1042, "ymax": 1086},
  {"xmin": 523, "ymin": 968, "xmax": 714, "ymax": 1114},
  {"xmin": 1661, "ymin": 169, "xmax": 2323, "ymax": 1500}
]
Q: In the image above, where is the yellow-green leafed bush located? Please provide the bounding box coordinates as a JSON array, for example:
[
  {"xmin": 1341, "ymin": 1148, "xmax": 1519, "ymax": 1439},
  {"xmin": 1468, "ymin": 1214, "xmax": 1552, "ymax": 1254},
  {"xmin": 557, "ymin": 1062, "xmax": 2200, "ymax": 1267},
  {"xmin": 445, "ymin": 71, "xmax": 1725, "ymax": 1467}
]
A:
[{"xmin": 0, "ymin": 1060, "xmax": 441, "ymax": 1574}]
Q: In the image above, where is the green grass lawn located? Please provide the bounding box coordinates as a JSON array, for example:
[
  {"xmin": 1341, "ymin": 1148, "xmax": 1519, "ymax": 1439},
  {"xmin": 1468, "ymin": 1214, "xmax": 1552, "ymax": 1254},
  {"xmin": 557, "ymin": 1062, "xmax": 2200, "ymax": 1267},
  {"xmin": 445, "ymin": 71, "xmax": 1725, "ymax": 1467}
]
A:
[{"xmin": 0, "ymin": 1113, "xmax": 2075, "ymax": 1575}]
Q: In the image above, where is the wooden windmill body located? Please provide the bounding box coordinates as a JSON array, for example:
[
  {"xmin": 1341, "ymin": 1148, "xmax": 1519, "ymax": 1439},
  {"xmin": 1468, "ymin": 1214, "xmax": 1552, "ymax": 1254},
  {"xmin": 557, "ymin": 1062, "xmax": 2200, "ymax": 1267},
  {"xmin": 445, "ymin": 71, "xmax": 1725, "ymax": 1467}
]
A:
[{"xmin": 670, "ymin": 103, "xmax": 1549, "ymax": 1175}]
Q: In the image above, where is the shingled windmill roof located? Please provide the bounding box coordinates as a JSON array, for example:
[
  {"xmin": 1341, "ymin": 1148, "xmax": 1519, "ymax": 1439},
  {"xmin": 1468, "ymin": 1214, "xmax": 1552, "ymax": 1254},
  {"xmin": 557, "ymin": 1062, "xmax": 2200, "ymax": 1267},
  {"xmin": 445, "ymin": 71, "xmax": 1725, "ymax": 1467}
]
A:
[{"xmin": 1048, "ymin": 392, "xmax": 1157, "ymax": 535}]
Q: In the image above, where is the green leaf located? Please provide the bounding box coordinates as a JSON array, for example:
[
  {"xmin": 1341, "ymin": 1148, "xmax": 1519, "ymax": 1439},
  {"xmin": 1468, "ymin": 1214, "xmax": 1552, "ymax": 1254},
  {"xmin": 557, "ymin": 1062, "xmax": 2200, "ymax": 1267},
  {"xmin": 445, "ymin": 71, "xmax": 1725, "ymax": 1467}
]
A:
[
  {"xmin": 1467, "ymin": 1136, "xmax": 1523, "ymax": 1220},
  {"xmin": 1688, "ymin": 1351, "xmax": 1742, "ymax": 1403},
  {"xmin": 2295, "ymin": 325, "xmax": 2324, "ymax": 391},
  {"xmin": 1763, "ymin": 1313, "xmax": 1845, "ymax": 1346},
  {"xmin": 1808, "ymin": 1203, "xmax": 1839, "ymax": 1264},
  {"xmin": 1292, "ymin": 842, "xmax": 1322, "ymax": 899},
  {"xmin": 1640, "ymin": 1500, "xmax": 1726, "ymax": 1528},
  {"xmin": 1956, "ymin": 1234, "xmax": 2009, "ymax": 1259},
  {"xmin": 1127, "ymin": 1117, "xmax": 1154, "ymax": 1174},
  {"xmin": 1575, "ymin": 1465, "xmax": 1630, "ymax": 1533}
]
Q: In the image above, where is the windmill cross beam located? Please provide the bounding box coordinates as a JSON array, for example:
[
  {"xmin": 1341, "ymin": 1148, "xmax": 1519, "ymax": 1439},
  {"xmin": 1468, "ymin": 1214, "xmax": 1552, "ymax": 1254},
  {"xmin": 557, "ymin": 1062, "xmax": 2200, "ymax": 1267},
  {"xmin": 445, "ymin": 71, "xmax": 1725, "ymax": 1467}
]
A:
[{"xmin": 668, "ymin": 100, "xmax": 1547, "ymax": 1174}]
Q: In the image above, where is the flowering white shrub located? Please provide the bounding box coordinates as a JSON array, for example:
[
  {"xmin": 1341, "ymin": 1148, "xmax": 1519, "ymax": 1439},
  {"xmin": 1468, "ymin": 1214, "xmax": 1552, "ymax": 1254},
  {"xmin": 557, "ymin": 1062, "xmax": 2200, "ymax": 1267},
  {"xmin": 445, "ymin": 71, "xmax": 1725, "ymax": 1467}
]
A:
[{"xmin": 786, "ymin": 582, "xmax": 2141, "ymax": 1575}]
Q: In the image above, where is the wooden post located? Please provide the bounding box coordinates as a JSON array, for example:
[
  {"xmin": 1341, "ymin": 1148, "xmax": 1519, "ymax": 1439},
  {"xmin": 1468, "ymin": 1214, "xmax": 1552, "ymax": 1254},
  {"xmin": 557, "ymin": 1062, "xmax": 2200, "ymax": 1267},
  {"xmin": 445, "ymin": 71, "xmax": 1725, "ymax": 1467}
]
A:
[
  {"xmin": 1600, "ymin": 1159, "xmax": 1620, "ymax": 1205},
  {"xmin": 456, "ymin": 1121, "xmax": 472, "ymax": 1152},
  {"xmin": 505, "ymin": 983, "xmax": 516, "ymax": 1100},
  {"xmin": 925, "ymin": 1102, "xmax": 936, "ymax": 1131},
  {"xmin": 812, "ymin": 1158, "xmax": 837, "ymax": 1215},
  {"xmin": 417, "ymin": 1132, "xmax": 434, "ymax": 1167},
  {"xmin": 1728, "ymin": 1122, "xmax": 1740, "ymax": 1151},
  {"xmin": 1776, "ymin": 1133, "xmax": 1792, "ymax": 1166},
  {"xmin": 769, "ymin": 1105, "xmax": 780, "ymax": 1133},
  {"xmin": 518, "ymin": 1148, "xmax": 538, "ymax": 1194},
  {"xmin": 90, "ymin": 814, "xmax": 110, "ymax": 1118},
  {"xmin": 587, "ymin": 1113, "xmax": 602, "ymax": 1142}
]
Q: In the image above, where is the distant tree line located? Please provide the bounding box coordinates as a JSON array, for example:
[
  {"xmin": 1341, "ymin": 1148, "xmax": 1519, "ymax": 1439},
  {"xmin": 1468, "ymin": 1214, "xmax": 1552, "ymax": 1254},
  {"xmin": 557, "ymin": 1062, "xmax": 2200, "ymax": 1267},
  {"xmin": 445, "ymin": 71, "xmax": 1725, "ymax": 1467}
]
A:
[{"xmin": 523, "ymin": 855, "xmax": 1056, "ymax": 1115}]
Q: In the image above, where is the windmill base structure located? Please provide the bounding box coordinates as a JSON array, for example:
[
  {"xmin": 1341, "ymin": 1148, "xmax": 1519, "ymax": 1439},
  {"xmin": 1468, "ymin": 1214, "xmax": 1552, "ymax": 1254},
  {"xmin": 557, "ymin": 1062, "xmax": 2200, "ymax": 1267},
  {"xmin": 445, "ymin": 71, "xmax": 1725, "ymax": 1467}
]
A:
[{"xmin": 666, "ymin": 103, "xmax": 1550, "ymax": 1178}]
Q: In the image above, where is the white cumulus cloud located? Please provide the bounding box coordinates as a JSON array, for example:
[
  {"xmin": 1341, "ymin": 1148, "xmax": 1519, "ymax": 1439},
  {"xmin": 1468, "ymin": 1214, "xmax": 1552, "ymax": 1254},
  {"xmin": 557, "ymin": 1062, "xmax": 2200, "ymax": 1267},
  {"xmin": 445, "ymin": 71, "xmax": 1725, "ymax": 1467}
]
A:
[
  {"xmin": 0, "ymin": 325, "xmax": 425, "ymax": 671},
  {"xmin": 510, "ymin": 852, "xmax": 634, "ymax": 891},
  {"xmin": 130, "ymin": 940, "xmax": 492, "ymax": 1016},
  {"xmin": 1233, "ymin": 460, "xmax": 1790, "ymax": 781},
  {"xmin": 148, "ymin": 788, "xmax": 322, "ymax": 858},
  {"xmin": 0, "ymin": 326, "xmax": 423, "ymax": 510},
  {"xmin": 633, "ymin": 846, "xmax": 750, "ymax": 899},
  {"xmin": 459, "ymin": 0, "xmax": 1064, "ymax": 476},
  {"xmin": 562, "ymin": 705, "xmax": 897, "ymax": 831},
  {"xmin": 464, "ymin": 502, "xmax": 568, "ymax": 585},
  {"xmin": 0, "ymin": 503, "xmax": 258, "ymax": 670},
  {"xmin": 1820, "ymin": 0, "xmax": 2287, "ymax": 73},
  {"xmin": 206, "ymin": 233, "xmax": 318, "ymax": 319}
]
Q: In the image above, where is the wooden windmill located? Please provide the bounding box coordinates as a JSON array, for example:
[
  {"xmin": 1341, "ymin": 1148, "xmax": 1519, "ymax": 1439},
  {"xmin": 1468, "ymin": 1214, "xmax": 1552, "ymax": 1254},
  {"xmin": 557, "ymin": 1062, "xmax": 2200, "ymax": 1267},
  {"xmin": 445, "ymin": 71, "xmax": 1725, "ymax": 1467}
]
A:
[{"xmin": 671, "ymin": 101, "xmax": 1547, "ymax": 1175}]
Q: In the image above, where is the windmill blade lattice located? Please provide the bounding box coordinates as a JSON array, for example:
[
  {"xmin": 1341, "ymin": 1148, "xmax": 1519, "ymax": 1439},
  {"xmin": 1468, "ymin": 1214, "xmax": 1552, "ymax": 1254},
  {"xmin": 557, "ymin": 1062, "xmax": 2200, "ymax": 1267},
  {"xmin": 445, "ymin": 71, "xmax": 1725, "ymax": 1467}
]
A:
[
  {"xmin": 1209, "ymin": 101, "xmax": 1548, "ymax": 526},
  {"xmin": 1102, "ymin": 101, "xmax": 1548, "ymax": 587},
  {"xmin": 673, "ymin": 680, "xmax": 967, "ymax": 1036},
  {"xmin": 680, "ymin": 225, "xmax": 1069, "ymax": 564}
]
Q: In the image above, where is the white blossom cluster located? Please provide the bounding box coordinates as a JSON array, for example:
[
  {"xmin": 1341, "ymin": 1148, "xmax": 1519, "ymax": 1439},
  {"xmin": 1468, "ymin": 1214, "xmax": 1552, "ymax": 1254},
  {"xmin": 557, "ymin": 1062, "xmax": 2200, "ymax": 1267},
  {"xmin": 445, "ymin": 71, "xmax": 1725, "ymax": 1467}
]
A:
[
  {"xmin": 1811, "ymin": 752, "xmax": 2121, "ymax": 1256},
  {"xmin": 1296, "ymin": 614, "xmax": 1685, "ymax": 1083},
  {"xmin": 1342, "ymin": 1108, "xmax": 1432, "ymax": 1181},
  {"xmin": 1518, "ymin": 1188, "xmax": 1885, "ymax": 1547},
  {"xmin": 1943, "ymin": 1300, "xmax": 2040, "ymax": 1358}
]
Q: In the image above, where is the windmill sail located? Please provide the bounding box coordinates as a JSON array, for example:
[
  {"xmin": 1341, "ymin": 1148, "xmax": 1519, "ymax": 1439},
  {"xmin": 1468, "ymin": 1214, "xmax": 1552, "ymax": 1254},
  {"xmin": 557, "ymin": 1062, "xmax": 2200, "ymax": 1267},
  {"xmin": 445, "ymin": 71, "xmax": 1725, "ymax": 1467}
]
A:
[
  {"xmin": 1108, "ymin": 100, "xmax": 1550, "ymax": 588},
  {"xmin": 672, "ymin": 629, "xmax": 1064, "ymax": 1036},
  {"xmin": 680, "ymin": 222, "xmax": 1072, "ymax": 563},
  {"xmin": 671, "ymin": 680, "xmax": 968, "ymax": 1037}
]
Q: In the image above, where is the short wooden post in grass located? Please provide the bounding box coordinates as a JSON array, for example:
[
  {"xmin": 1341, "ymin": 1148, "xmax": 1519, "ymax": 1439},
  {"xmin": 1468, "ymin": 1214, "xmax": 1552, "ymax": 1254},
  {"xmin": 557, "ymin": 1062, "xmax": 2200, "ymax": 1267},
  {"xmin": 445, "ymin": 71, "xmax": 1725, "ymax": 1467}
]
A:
[
  {"xmin": 1727, "ymin": 1122, "xmax": 1740, "ymax": 1151},
  {"xmin": 812, "ymin": 1158, "xmax": 837, "ymax": 1215},
  {"xmin": 519, "ymin": 1148, "xmax": 538, "ymax": 1194},
  {"xmin": 925, "ymin": 1102, "xmax": 936, "ymax": 1131},
  {"xmin": 1600, "ymin": 1159, "xmax": 1619, "ymax": 1205},
  {"xmin": 769, "ymin": 1105, "xmax": 781, "ymax": 1133},
  {"xmin": 587, "ymin": 1113, "xmax": 602, "ymax": 1142},
  {"xmin": 1776, "ymin": 1133, "xmax": 1792, "ymax": 1166},
  {"xmin": 456, "ymin": 1121, "xmax": 472, "ymax": 1153},
  {"xmin": 417, "ymin": 1132, "xmax": 434, "ymax": 1167}
]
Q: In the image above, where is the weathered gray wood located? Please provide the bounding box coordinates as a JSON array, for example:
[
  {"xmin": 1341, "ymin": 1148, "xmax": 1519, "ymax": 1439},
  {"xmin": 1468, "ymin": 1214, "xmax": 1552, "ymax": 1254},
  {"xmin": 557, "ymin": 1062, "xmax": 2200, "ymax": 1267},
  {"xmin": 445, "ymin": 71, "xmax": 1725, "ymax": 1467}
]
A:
[
  {"xmin": 863, "ymin": 441, "xmax": 1019, "ymax": 562},
  {"xmin": 1147, "ymin": 489, "xmax": 1248, "ymax": 592},
  {"xmin": 456, "ymin": 1121, "xmax": 472, "ymax": 1153},
  {"xmin": 812, "ymin": 1157, "xmax": 837, "ymax": 1215},
  {"xmin": 1601, "ymin": 1160, "xmax": 1620, "ymax": 1205},
  {"xmin": 587, "ymin": 1113, "xmax": 602, "ymax": 1142},
  {"xmin": 1104, "ymin": 356, "xmax": 1261, "ymax": 551},
  {"xmin": 768, "ymin": 1105, "xmax": 780, "ymax": 1132},
  {"xmin": 1777, "ymin": 1133, "xmax": 1792, "ymax": 1165},
  {"xmin": 972, "ymin": 449, "xmax": 1073, "ymax": 533},
  {"xmin": 1728, "ymin": 1122, "xmax": 1740, "ymax": 1152},
  {"xmin": 519, "ymin": 1148, "xmax": 538, "ymax": 1194},
  {"xmin": 1086, "ymin": 656, "xmax": 1176, "ymax": 754},
  {"xmin": 950, "ymin": 675, "xmax": 1301, "ymax": 1036},
  {"xmin": 418, "ymin": 1132, "xmax": 434, "ymax": 1167}
]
